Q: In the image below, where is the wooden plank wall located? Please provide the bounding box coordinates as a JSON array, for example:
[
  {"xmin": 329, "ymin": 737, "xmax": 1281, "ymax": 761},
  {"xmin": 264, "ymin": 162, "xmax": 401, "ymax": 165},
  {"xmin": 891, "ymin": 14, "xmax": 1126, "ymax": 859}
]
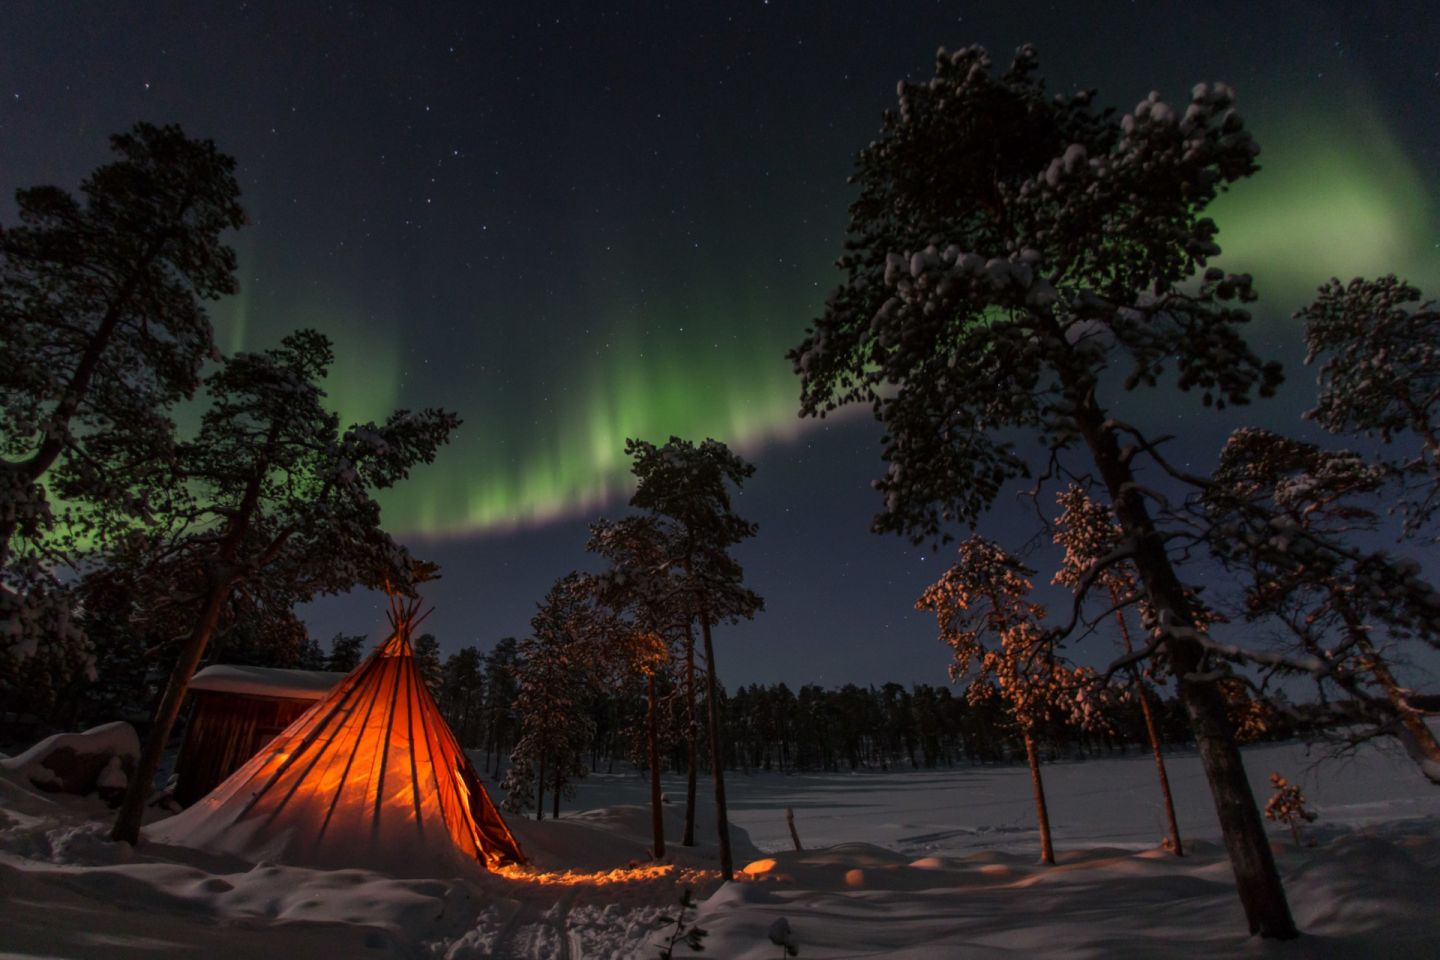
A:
[{"xmin": 173, "ymin": 692, "xmax": 315, "ymax": 806}]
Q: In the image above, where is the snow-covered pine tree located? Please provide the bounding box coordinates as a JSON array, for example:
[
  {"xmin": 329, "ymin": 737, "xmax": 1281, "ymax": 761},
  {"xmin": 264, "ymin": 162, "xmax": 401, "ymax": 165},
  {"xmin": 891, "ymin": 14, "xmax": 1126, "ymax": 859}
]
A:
[
  {"xmin": 1053, "ymin": 485, "xmax": 1184, "ymax": 854},
  {"xmin": 412, "ymin": 632, "xmax": 444, "ymax": 693},
  {"xmin": 1, "ymin": 123, "xmax": 245, "ymax": 698},
  {"xmin": 106, "ymin": 330, "xmax": 458, "ymax": 844},
  {"xmin": 326, "ymin": 633, "xmax": 367, "ymax": 672},
  {"xmin": 1300, "ymin": 276, "xmax": 1440, "ymax": 536},
  {"xmin": 1202, "ymin": 428, "xmax": 1440, "ymax": 783},
  {"xmin": 624, "ymin": 437, "xmax": 763, "ymax": 881},
  {"xmin": 791, "ymin": 44, "xmax": 1295, "ymax": 936},
  {"xmin": 503, "ymin": 574, "xmax": 598, "ymax": 820},
  {"xmin": 917, "ymin": 535, "xmax": 1096, "ymax": 865}
]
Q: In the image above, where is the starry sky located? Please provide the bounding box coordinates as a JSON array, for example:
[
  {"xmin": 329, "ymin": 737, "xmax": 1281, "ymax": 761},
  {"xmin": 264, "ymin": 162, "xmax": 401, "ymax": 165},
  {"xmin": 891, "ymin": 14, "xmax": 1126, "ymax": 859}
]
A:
[{"xmin": 3, "ymin": 2, "xmax": 1438, "ymax": 688}]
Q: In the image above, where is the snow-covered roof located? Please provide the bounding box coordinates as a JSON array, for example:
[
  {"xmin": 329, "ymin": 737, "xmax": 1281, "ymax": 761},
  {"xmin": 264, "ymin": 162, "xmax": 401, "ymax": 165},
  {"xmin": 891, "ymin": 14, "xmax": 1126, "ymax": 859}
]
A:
[{"xmin": 189, "ymin": 665, "xmax": 346, "ymax": 701}]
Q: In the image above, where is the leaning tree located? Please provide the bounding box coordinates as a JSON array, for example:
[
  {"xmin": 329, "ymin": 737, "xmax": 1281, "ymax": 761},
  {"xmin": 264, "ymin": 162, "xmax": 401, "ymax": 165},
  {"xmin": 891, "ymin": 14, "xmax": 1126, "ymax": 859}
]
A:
[
  {"xmin": 791, "ymin": 45, "xmax": 1295, "ymax": 936},
  {"xmin": 1, "ymin": 123, "xmax": 245, "ymax": 684},
  {"xmin": 1202, "ymin": 427, "xmax": 1440, "ymax": 782}
]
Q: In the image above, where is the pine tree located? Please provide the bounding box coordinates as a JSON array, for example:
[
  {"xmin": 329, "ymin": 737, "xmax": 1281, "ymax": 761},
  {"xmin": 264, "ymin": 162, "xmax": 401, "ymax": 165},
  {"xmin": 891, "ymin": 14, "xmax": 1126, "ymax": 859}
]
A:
[
  {"xmin": 1053, "ymin": 485, "xmax": 1183, "ymax": 854},
  {"xmin": 412, "ymin": 632, "xmax": 444, "ymax": 692},
  {"xmin": 917, "ymin": 536, "xmax": 1096, "ymax": 864},
  {"xmin": 438, "ymin": 646, "xmax": 486, "ymax": 747},
  {"xmin": 483, "ymin": 638, "xmax": 522, "ymax": 777},
  {"xmin": 502, "ymin": 574, "xmax": 597, "ymax": 820},
  {"xmin": 326, "ymin": 633, "xmax": 366, "ymax": 672},
  {"xmin": 588, "ymin": 514, "xmax": 688, "ymax": 859},
  {"xmin": 297, "ymin": 636, "xmax": 327, "ymax": 670},
  {"xmin": 107, "ymin": 330, "xmax": 457, "ymax": 844},
  {"xmin": 625, "ymin": 437, "xmax": 763, "ymax": 881},
  {"xmin": 1203, "ymin": 428, "xmax": 1440, "ymax": 782},
  {"xmin": 1300, "ymin": 276, "xmax": 1440, "ymax": 535},
  {"xmin": 791, "ymin": 45, "xmax": 1294, "ymax": 936},
  {"xmin": 1, "ymin": 122, "xmax": 245, "ymax": 691}
]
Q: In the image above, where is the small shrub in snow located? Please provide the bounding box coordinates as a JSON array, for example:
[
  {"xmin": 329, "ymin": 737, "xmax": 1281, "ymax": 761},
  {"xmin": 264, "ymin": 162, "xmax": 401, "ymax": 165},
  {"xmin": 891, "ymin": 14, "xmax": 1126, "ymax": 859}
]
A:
[{"xmin": 1265, "ymin": 773, "xmax": 1317, "ymax": 848}]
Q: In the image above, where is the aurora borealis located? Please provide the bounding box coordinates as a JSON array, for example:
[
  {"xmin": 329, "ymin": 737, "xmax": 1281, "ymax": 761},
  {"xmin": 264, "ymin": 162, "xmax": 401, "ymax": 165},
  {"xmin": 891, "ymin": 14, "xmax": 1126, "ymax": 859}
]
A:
[{"xmin": 3, "ymin": 1, "xmax": 1437, "ymax": 684}]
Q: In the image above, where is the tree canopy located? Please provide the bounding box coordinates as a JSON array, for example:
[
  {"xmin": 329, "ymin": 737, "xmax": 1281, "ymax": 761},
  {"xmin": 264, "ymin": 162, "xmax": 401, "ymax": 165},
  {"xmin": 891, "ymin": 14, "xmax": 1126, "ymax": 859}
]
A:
[{"xmin": 790, "ymin": 44, "xmax": 1295, "ymax": 935}]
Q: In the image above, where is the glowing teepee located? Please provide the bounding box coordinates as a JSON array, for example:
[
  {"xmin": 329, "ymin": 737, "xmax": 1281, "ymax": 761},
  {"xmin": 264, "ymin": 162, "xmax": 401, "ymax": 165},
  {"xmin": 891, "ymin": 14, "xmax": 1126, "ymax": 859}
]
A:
[{"xmin": 148, "ymin": 596, "xmax": 524, "ymax": 875}]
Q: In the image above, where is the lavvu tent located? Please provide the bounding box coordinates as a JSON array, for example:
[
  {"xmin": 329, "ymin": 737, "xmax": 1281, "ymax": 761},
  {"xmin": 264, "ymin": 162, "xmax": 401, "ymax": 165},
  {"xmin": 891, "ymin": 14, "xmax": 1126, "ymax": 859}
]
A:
[{"xmin": 147, "ymin": 597, "xmax": 524, "ymax": 875}]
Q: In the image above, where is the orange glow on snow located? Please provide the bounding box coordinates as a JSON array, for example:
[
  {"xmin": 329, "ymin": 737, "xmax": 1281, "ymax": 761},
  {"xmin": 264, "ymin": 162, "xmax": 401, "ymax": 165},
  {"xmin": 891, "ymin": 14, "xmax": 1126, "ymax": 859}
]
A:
[{"xmin": 494, "ymin": 863, "xmax": 718, "ymax": 887}]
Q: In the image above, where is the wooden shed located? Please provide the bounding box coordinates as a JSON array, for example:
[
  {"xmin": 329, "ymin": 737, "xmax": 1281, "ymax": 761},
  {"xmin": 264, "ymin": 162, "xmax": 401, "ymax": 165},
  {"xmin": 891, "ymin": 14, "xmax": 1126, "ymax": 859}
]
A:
[{"xmin": 173, "ymin": 665, "xmax": 346, "ymax": 806}]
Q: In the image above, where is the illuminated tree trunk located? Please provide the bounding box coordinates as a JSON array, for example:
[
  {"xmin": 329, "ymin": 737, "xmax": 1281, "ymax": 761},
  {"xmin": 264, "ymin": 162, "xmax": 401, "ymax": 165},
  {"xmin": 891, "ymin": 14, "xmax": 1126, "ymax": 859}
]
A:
[
  {"xmin": 648, "ymin": 671, "xmax": 666, "ymax": 858},
  {"xmin": 1073, "ymin": 391, "xmax": 1295, "ymax": 938},
  {"xmin": 1111, "ymin": 591, "xmax": 1183, "ymax": 855},
  {"xmin": 683, "ymin": 622, "xmax": 699, "ymax": 846},
  {"xmin": 1369, "ymin": 656, "xmax": 1440, "ymax": 775},
  {"xmin": 1023, "ymin": 730, "xmax": 1055, "ymax": 865},
  {"xmin": 700, "ymin": 610, "xmax": 734, "ymax": 881},
  {"xmin": 1337, "ymin": 606, "xmax": 1440, "ymax": 779},
  {"xmin": 112, "ymin": 574, "xmax": 229, "ymax": 844}
]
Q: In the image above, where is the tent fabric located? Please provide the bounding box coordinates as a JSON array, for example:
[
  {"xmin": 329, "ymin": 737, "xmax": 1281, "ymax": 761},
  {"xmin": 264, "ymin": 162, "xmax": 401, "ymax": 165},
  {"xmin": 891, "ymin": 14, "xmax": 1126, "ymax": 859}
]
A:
[{"xmin": 148, "ymin": 605, "xmax": 524, "ymax": 875}]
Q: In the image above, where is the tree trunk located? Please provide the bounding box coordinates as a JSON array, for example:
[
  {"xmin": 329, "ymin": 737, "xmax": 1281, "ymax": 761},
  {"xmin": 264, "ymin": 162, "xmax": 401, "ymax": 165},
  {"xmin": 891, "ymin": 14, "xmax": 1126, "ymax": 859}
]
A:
[
  {"xmin": 536, "ymin": 756, "xmax": 546, "ymax": 821},
  {"xmin": 111, "ymin": 575, "xmax": 230, "ymax": 844},
  {"xmin": 1140, "ymin": 684, "xmax": 1184, "ymax": 854},
  {"xmin": 1023, "ymin": 731, "xmax": 1055, "ymax": 865},
  {"xmin": 648, "ymin": 671, "xmax": 666, "ymax": 859},
  {"xmin": 785, "ymin": 807, "xmax": 803, "ymax": 851},
  {"xmin": 1336, "ymin": 609, "xmax": 1440, "ymax": 782},
  {"xmin": 684, "ymin": 621, "xmax": 699, "ymax": 847},
  {"xmin": 1370, "ymin": 664, "xmax": 1440, "ymax": 780},
  {"xmin": 1075, "ymin": 398, "xmax": 1296, "ymax": 938},
  {"xmin": 699, "ymin": 610, "xmax": 733, "ymax": 881},
  {"xmin": 552, "ymin": 775, "xmax": 561, "ymax": 820},
  {"xmin": 1111, "ymin": 594, "xmax": 1183, "ymax": 855}
]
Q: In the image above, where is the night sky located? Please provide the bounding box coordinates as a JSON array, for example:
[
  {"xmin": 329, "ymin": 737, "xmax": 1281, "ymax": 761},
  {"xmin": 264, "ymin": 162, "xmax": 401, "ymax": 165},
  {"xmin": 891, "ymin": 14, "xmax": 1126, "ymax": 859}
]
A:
[{"xmin": 4, "ymin": 2, "xmax": 1438, "ymax": 688}]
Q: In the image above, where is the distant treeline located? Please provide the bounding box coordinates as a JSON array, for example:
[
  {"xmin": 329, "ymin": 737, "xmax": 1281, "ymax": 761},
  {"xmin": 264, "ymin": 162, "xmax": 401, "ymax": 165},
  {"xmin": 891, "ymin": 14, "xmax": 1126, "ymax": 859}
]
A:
[{"xmin": 430, "ymin": 648, "xmax": 1306, "ymax": 780}]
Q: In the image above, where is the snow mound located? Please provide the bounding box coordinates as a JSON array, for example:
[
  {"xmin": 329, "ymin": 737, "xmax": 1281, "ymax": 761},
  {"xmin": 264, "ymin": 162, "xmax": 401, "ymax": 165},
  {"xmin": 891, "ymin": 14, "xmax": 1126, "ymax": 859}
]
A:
[{"xmin": 0, "ymin": 721, "xmax": 139, "ymax": 802}]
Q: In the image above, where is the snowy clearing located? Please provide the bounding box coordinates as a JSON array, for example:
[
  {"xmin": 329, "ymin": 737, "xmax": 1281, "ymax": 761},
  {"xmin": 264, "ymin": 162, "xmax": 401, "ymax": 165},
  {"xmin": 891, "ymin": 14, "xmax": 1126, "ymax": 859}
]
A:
[{"xmin": 2, "ymin": 738, "xmax": 1438, "ymax": 958}]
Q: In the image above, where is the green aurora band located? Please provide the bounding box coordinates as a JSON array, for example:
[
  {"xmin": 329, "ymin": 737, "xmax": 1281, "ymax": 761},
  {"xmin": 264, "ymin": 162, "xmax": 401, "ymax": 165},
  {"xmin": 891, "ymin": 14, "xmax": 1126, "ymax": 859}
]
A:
[
  {"xmin": 213, "ymin": 101, "xmax": 1437, "ymax": 540},
  {"xmin": 400, "ymin": 290, "xmax": 807, "ymax": 537}
]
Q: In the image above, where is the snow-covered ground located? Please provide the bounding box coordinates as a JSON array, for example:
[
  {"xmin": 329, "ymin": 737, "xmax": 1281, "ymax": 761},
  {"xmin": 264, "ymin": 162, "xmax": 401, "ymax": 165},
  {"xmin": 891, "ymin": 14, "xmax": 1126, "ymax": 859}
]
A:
[{"xmin": 2, "ymin": 738, "xmax": 1437, "ymax": 958}]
